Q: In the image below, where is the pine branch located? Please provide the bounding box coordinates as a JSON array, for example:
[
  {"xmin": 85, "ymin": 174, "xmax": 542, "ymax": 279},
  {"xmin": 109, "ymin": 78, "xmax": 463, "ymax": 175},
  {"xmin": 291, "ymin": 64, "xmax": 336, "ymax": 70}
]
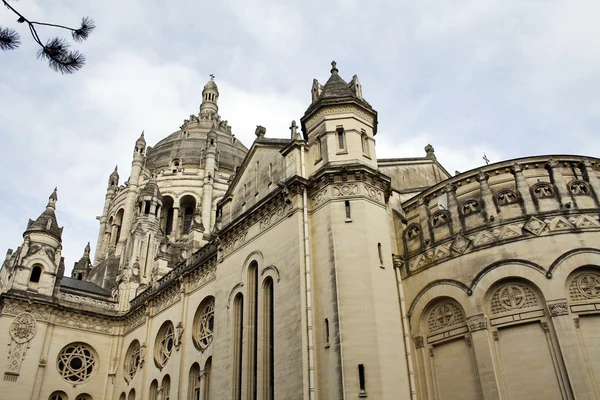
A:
[{"xmin": 1, "ymin": 0, "xmax": 95, "ymax": 74}]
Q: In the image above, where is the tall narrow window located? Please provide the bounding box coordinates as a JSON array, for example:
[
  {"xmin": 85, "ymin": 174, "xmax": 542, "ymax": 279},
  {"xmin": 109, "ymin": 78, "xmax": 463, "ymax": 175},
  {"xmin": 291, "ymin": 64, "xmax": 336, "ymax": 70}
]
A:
[
  {"xmin": 256, "ymin": 161, "xmax": 259, "ymax": 195},
  {"xmin": 149, "ymin": 380, "xmax": 158, "ymax": 400},
  {"xmin": 325, "ymin": 318, "xmax": 330, "ymax": 347},
  {"xmin": 264, "ymin": 278, "xmax": 275, "ymax": 400},
  {"xmin": 204, "ymin": 357, "xmax": 212, "ymax": 400},
  {"xmin": 232, "ymin": 294, "xmax": 244, "ymax": 400},
  {"xmin": 162, "ymin": 375, "xmax": 171, "ymax": 400},
  {"xmin": 189, "ymin": 363, "xmax": 201, "ymax": 400},
  {"xmin": 315, "ymin": 138, "xmax": 322, "ymax": 160},
  {"xmin": 337, "ymin": 128, "xmax": 345, "ymax": 150},
  {"xmin": 358, "ymin": 364, "xmax": 367, "ymax": 396},
  {"xmin": 165, "ymin": 207, "xmax": 174, "ymax": 235},
  {"xmin": 30, "ymin": 265, "xmax": 42, "ymax": 283},
  {"xmin": 247, "ymin": 262, "xmax": 259, "ymax": 400},
  {"xmin": 183, "ymin": 206, "xmax": 194, "ymax": 233},
  {"xmin": 345, "ymin": 201, "xmax": 351, "ymax": 221},
  {"xmin": 378, "ymin": 243, "xmax": 383, "ymax": 267},
  {"xmin": 361, "ymin": 131, "xmax": 370, "ymax": 157},
  {"xmin": 268, "ymin": 163, "xmax": 273, "ymax": 185}
]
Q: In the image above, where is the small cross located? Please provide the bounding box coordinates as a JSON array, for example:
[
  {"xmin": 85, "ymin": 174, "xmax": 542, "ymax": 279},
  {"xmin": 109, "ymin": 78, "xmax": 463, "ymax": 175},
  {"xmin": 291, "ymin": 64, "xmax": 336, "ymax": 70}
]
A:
[
  {"xmin": 209, "ymin": 74, "xmax": 215, "ymax": 80},
  {"xmin": 483, "ymin": 153, "xmax": 490, "ymax": 165}
]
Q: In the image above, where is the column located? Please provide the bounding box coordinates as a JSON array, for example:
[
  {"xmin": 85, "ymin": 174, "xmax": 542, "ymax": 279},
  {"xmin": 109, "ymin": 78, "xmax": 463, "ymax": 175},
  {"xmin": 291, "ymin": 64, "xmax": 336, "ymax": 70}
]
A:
[
  {"xmin": 443, "ymin": 183, "xmax": 462, "ymax": 233},
  {"xmin": 477, "ymin": 172, "xmax": 498, "ymax": 221},
  {"xmin": 546, "ymin": 159, "xmax": 571, "ymax": 207},
  {"xmin": 199, "ymin": 370, "xmax": 206, "ymax": 400},
  {"xmin": 467, "ymin": 314, "xmax": 501, "ymax": 400},
  {"xmin": 172, "ymin": 207, "xmax": 180, "ymax": 239},
  {"xmin": 580, "ymin": 159, "xmax": 600, "ymax": 206},
  {"xmin": 511, "ymin": 163, "xmax": 536, "ymax": 214}
]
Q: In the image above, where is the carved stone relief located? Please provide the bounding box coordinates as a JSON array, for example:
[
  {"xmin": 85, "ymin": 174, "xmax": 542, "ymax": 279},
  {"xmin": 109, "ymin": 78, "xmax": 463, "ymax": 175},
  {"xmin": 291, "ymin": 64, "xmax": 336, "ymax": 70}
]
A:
[
  {"xmin": 5, "ymin": 313, "xmax": 37, "ymax": 379},
  {"xmin": 466, "ymin": 314, "xmax": 487, "ymax": 332},
  {"xmin": 547, "ymin": 301, "xmax": 569, "ymax": 317}
]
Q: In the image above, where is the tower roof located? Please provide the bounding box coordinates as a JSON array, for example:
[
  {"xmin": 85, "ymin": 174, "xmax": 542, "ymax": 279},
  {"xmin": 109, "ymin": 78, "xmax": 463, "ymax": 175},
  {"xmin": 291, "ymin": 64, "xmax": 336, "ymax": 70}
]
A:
[
  {"xmin": 203, "ymin": 76, "xmax": 219, "ymax": 93},
  {"xmin": 139, "ymin": 175, "xmax": 162, "ymax": 200},
  {"xmin": 24, "ymin": 188, "xmax": 63, "ymax": 240}
]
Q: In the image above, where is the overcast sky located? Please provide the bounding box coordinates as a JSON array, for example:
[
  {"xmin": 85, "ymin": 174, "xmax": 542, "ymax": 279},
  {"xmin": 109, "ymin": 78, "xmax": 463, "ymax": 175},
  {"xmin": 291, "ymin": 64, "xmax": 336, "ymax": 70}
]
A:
[{"xmin": 1, "ymin": 0, "xmax": 599, "ymax": 273}]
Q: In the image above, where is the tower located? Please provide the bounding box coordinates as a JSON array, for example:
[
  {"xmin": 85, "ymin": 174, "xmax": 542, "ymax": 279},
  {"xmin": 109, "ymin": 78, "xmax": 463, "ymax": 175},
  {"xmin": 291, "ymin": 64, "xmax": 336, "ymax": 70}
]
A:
[
  {"xmin": 302, "ymin": 62, "xmax": 411, "ymax": 398},
  {"xmin": 71, "ymin": 242, "xmax": 92, "ymax": 280},
  {"xmin": 94, "ymin": 165, "xmax": 119, "ymax": 264},
  {"xmin": 200, "ymin": 75, "xmax": 219, "ymax": 120},
  {"xmin": 0, "ymin": 188, "xmax": 65, "ymax": 297}
]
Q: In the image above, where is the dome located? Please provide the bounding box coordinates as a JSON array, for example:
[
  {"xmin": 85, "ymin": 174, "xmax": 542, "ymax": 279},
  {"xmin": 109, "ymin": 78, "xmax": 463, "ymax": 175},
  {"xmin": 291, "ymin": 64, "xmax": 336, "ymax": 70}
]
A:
[
  {"xmin": 203, "ymin": 79, "xmax": 218, "ymax": 93},
  {"xmin": 145, "ymin": 125, "xmax": 247, "ymax": 173}
]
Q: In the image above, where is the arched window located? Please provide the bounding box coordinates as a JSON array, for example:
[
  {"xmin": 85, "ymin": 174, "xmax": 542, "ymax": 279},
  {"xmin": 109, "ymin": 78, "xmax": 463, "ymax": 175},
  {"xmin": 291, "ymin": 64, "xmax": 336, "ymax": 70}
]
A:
[
  {"xmin": 193, "ymin": 297, "xmax": 215, "ymax": 350},
  {"xmin": 232, "ymin": 293, "xmax": 244, "ymax": 400},
  {"xmin": 263, "ymin": 278, "xmax": 274, "ymax": 400},
  {"xmin": 180, "ymin": 195, "xmax": 197, "ymax": 234},
  {"xmin": 124, "ymin": 340, "xmax": 141, "ymax": 381},
  {"xmin": 49, "ymin": 392, "xmax": 68, "ymax": 400},
  {"xmin": 75, "ymin": 394, "xmax": 92, "ymax": 400},
  {"xmin": 29, "ymin": 265, "xmax": 42, "ymax": 283},
  {"xmin": 361, "ymin": 131, "xmax": 370, "ymax": 157},
  {"xmin": 127, "ymin": 389, "xmax": 135, "ymax": 400},
  {"xmin": 247, "ymin": 262, "xmax": 259, "ymax": 399},
  {"xmin": 204, "ymin": 357, "xmax": 212, "ymax": 400},
  {"xmin": 154, "ymin": 321, "xmax": 175, "ymax": 368},
  {"xmin": 189, "ymin": 363, "xmax": 201, "ymax": 400},
  {"xmin": 162, "ymin": 375, "xmax": 171, "ymax": 400},
  {"xmin": 119, "ymin": 393, "xmax": 126, "ymax": 400},
  {"xmin": 149, "ymin": 379, "xmax": 159, "ymax": 400}
]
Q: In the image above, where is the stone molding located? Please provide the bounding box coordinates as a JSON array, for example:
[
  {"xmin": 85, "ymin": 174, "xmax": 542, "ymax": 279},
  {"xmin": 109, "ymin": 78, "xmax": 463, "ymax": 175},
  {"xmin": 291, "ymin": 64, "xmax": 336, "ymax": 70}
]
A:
[
  {"xmin": 547, "ymin": 301, "xmax": 569, "ymax": 317},
  {"xmin": 466, "ymin": 314, "xmax": 488, "ymax": 332}
]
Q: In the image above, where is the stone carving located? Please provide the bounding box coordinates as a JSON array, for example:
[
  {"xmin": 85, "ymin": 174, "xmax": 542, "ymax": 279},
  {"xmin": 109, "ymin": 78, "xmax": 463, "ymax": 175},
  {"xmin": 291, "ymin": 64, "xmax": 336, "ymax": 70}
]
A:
[
  {"xmin": 9, "ymin": 313, "xmax": 36, "ymax": 343},
  {"xmin": 431, "ymin": 211, "xmax": 449, "ymax": 228},
  {"xmin": 576, "ymin": 273, "xmax": 600, "ymax": 298},
  {"xmin": 574, "ymin": 318, "xmax": 580, "ymax": 329},
  {"xmin": 532, "ymin": 183, "xmax": 554, "ymax": 199},
  {"xmin": 465, "ymin": 337, "xmax": 472, "ymax": 347},
  {"xmin": 467, "ymin": 314, "xmax": 487, "ymax": 332},
  {"xmin": 523, "ymin": 216, "xmax": 547, "ymax": 236},
  {"xmin": 547, "ymin": 302, "xmax": 569, "ymax": 317},
  {"xmin": 569, "ymin": 180, "xmax": 591, "ymax": 195},
  {"xmin": 152, "ymin": 286, "xmax": 180, "ymax": 316},
  {"xmin": 311, "ymin": 188, "xmax": 328, "ymax": 207},
  {"xmin": 541, "ymin": 322, "xmax": 550, "ymax": 333},
  {"xmin": 414, "ymin": 336, "xmax": 424, "ymax": 349},
  {"xmin": 304, "ymin": 105, "xmax": 375, "ymax": 130},
  {"xmin": 189, "ymin": 262, "xmax": 217, "ymax": 292},
  {"xmin": 462, "ymin": 199, "xmax": 481, "ymax": 216},
  {"xmin": 406, "ymin": 225, "xmax": 421, "ymax": 240},
  {"xmin": 259, "ymin": 203, "xmax": 291, "ymax": 231},
  {"xmin": 492, "ymin": 331, "xmax": 499, "ymax": 341},
  {"xmin": 451, "ymin": 235, "xmax": 471, "ymax": 254},
  {"xmin": 55, "ymin": 312, "xmax": 113, "ymax": 334},
  {"xmin": 2, "ymin": 301, "xmax": 50, "ymax": 321},
  {"xmin": 332, "ymin": 184, "xmax": 358, "ymax": 196},
  {"xmin": 427, "ymin": 302, "xmax": 465, "ymax": 332},
  {"xmin": 496, "ymin": 189, "xmax": 518, "ymax": 206},
  {"xmin": 57, "ymin": 343, "xmax": 97, "ymax": 383},
  {"xmin": 364, "ymin": 185, "xmax": 383, "ymax": 202},
  {"xmin": 124, "ymin": 309, "xmax": 146, "ymax": 333}
]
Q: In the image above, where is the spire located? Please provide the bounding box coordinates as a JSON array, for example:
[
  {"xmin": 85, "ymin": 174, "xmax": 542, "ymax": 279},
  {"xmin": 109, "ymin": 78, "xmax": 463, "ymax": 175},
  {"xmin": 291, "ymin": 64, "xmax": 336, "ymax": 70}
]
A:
[
  {"xmin": 200, "ymin": 75, "xmax": 220, "ymax": 118},
  {"xmin": 48, "ymin": 187, "xmax": 58, "ymax": 209},
  {"xmin": 72, "ymin": 241, "xmax": 92, "ymax": 279},
  {"xmin": 109, "ymin": 165, "xmax": 119, "ymax": 187},
  {"xmin": 136, "ymin": 131, "xmax": 146, "ymax": 146},
  {"xmin": 84, "ymin": 242, "xmax": 91, "ymax": 256},
  {"xmin": 24, "ymin": 187, "xmax": 63, "ymax": 241},
  {"xmin": 135, "ymin": 131, "xmax": 146, "ymax": 155}
]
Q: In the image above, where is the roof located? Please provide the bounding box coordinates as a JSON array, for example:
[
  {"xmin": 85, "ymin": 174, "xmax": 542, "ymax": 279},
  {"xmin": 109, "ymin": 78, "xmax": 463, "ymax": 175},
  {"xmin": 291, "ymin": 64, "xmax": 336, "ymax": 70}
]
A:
[
  {"xmin": 139, "ymin": 176, "xmax": 162, "ymax": 199},
  {"xmin": 24, "ymin": 207, "xmax": 63, "ymax": 240},
  {"xmin": 60, "ymin": 277, "xmax": 111, "ymax": 297}
]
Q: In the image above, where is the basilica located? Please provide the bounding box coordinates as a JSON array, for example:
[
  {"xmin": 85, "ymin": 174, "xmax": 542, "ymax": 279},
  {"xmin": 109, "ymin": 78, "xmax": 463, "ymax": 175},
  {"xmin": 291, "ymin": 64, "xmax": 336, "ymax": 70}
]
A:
[{"xmin": 1, "ymin": 62, "xmax": 599, "ymax": 400}]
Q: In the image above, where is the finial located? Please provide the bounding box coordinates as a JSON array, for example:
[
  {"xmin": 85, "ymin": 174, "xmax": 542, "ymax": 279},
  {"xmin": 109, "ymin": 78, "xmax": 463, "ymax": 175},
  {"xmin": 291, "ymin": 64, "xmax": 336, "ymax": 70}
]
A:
[
  {"xmin": 331, "ymin": 60, "xmax": 338, "ymax": 74},
  {"xmin": 290, "ymin": 120, "xmax": 300, "ymax": 140},
  {"xmin": 47, "ymin": 187, "xmax": 58, "ymax": 209},
  {"xmin": 114, "ymin": 165, "xmax": 118, "ymax": 171},
  {"xmin": 84, "ymin": 242, "xmax": 91, "ymax": 255},
  {"xmin": 140, "ymin": 131, "xmax": 144, "ymax": 138},
  {"xmin": 210, "ymin": 73, "xmax": 215, "ymax": 80},
  {"xmin": 255, "ymin": 125, "xmax": 266, "ymax": 138},
  {"xmin": 424, "ymin": 144, "xmax": 436, "ymax": 160}
]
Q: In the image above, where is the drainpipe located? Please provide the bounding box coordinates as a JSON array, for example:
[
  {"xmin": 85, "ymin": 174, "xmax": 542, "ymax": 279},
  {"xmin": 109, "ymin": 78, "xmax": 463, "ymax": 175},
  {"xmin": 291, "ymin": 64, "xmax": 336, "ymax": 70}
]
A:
[
  {"xmin": 394, "ymin": 259, "xmax": 417, "ymax": 400},
  {"xmin": 300, "ymin": 144, "xmax": 316, "ymax": 400}
]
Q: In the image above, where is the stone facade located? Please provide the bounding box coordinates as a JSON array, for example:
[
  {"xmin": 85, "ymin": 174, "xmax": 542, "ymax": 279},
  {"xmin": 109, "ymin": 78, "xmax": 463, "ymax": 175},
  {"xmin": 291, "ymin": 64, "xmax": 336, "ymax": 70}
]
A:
[{"xmin": 0, "ymin": 63, "xmax": 599, "ymax": 400}]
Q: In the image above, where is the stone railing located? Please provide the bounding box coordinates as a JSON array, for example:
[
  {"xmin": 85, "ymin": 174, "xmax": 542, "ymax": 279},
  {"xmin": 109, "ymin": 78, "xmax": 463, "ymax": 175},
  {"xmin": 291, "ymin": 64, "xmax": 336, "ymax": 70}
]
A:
[
  {"xmin": 59, "ymin": 291, "xmax": 119, "ymax": 312},
  {"xmin": 401, "ymin": 155, "xmax": 600, "ymax": 273}
]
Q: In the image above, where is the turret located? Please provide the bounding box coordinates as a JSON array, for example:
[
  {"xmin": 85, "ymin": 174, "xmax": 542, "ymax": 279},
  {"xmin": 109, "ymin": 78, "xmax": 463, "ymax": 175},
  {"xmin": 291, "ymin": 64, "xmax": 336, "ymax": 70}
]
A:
[
  {"xmin": 118, "ymin": 132, "xmax": 147, "ymax": 254},
  {"xmin": 301, "ymin": 61, "xmax": 378, "ymax": 174},
  {"xmin": 3, "ymin": 188, "xmax": 65, "ymax": 296},
  {"xmin": 72, "ymin": 242, "xmax": 92, "ymax": 280},
  {"xmin": 202, "ymin": 123, "xmax": 218, "ymax": 231},
  {"xmin": 94, "ymin": 166, "xmax": 120, "ymax": 263},
  {"xmin": 200, "ymin": 76, "xmax": 219, "ymax": 119}
]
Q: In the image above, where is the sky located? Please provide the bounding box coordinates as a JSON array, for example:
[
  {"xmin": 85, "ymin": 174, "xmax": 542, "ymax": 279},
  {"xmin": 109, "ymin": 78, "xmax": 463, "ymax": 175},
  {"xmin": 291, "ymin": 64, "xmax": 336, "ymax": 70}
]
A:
[{"xmin": 1, "ymin": 0, "xmax": 599, "ymax": 274}]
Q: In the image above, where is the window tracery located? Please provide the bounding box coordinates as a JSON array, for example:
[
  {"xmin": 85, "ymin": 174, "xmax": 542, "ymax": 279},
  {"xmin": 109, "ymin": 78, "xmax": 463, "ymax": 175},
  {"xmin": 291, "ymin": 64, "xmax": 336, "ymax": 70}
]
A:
[
  {"xmin": 496, "ymin": 189, "xmax": 518, "ymax": 206},
  {"xmin": 49, "ymin": 392, "xmax": 68, "ymax": 400},
  {"xmin": 490, "ymin": 283, "xmax": 539, "ymax": 314},
  {"xmin": 427, "ymin": 302, "xmax": 465, "ymax": 333},
  {"xmin": 461, "ymin": 199, "xmax": 481, "ymax": 216},
  {"xmin": 154, "ymin": 321, "xmax": 175, "ymax": 368},
  {"xmin": 431, "ymin": 211, "xmax": 449, "ymax": 227},
  {"xmin": 532, "ymin": 182, "xmax": 555, "ymax": 199},
  {"xmin": 75, "ymin": 394, "xmax": 92, "ymax": 400},
  {"xmin": 568, "ymin": 180, "xmax": 591, "ymax": 196},
  {"xmin": 406, "ymin": 224, "xmax": 420, "ymax": 240},
  {"xmin": 57, "ymin": 343, "xmax": 97, "ymax": 383},
  {"xmin": 124, "ymin": 340, "xmax": 141, "ymax": 381},
  {"xmin": 568, "ymin": 270, "xmax": 600, "ymax": 301},
  {"xmin": 193, "ymin": 297, "xmax": 215, "ymax": 350}
]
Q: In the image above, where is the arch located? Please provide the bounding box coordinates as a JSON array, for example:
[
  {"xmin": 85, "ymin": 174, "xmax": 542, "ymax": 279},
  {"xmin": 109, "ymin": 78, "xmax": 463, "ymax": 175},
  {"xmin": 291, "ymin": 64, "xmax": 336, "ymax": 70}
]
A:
[
  {"xmin": 227, "ymin": 283, "xmax": 244, "ymax": 309},
  {"xmin": 160, "ymin": 195, "xmax": 175, "ymax": 235},
  {"xmin": 407, "ymin": 280, "xmax": 471, "ymax": 318},
  {"xmin": 149, "ymin": 379, "xmax": 159, "ymax": 400},
  {"xmin": 469, "ymin": 259, "xmax": 548, "ymax": 291},
  {"xmin": 548, "ymin": 247, "xmax": 600, "ymax": 279},
  {"xmin": 232, "ymin": 293, "xmax": 244, "ymax": 400},
  {"xmin": 189, "ymin": 362, "xmax": 201, "ymax": 400},
  {"xmin": 240, "ymin": 250, "xmax": 264, "ymax": 282},
  {"xmin": 565, "ymin": 265, "xmax": 600, "ymax": 302},
  {"xmin": 154, "ymin": 321, "xmax": 175, "ymax": 368},
  {"xmin": 263, "ymin": 278, "xmax": 275, "ymax": 400},
  {"xmin": 204, "ymin": 357, "xmax": 212, "ymax": 400},
  {"xmin": 49, "ymin": 391, "xmax": 68, "ymax": 400},
  {"xmin": 261, "ymin": 265, "xmax": 281, "ymax": 283},
  {"xmin": 119, "ymin": 393, "xmax": 126, "ymax": 400},
  {"xmin": 124, "ymin": 339, "xmax": 141, "ymax": 381},
  {"xmin": 180, "ymin": 195, "xmax": 197, "ymax": 234},
  {"xmin": 422, "ymin": 296, "xmax": 468, "ymax": 335},
  {"xmin": 161, "ymin": 375, "xmax": 171, "ymax": 400},
  {"xmin": 75, "ymin": 394, "xmax": 92, "ymax": 400},
  {"xmin": 29, "ymin": 264, "xmax": 42, "ymax": 283},
  {"xmin": 484, "ymin": 278, "xmax": 544, "ymax": 316},
  {"xmin": 192, "ymin": 296, "xmax": 215, "ymax": 350},
  {"xmin": 127, "ymin": 389, "xmax": 136, "ymax": 400}
]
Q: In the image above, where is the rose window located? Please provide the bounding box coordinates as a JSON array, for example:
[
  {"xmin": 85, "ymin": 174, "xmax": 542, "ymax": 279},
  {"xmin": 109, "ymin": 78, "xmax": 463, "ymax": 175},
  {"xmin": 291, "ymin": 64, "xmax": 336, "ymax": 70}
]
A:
[
  {"xmin": 57, "ymin": 343, "xmax": 97, "ymax": 382},
  {"xmin": 193, "ymin": 297, "xmax": 215, "ymax": 350},
  {"xmin": 124, "ymin": 340, "xmax": 141, "ymax": 380}
]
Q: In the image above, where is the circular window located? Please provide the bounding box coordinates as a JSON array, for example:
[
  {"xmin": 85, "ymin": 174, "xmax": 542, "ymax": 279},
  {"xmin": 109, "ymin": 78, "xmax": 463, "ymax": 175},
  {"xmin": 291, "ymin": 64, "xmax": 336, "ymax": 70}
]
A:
[
  {"xmin": 154, "ymin": 321, "xmax": 175, "ymax": 368},
  {"xmin": 75, "ymin": 395, "xmax": 92, "ymax": 400},
  {"xmin": 57, "ymin": 343, "xmax": 97, "ymax": 383},
  {"xmin": 124, "ymin": 340, "xmax": 141, "ymax": 381},
  {"xmin": 49, "ymin": 392, "xmax": 68, "ymax": 400},
  {"xmin": 193, "ymin": 297, "xmax": 215, "ymax": 350}
]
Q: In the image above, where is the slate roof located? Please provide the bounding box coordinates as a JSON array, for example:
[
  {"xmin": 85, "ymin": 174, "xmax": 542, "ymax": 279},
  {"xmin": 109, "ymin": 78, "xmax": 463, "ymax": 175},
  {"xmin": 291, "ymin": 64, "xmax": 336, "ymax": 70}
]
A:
[
  {"xmin": 24, "ymin": 189, "xmax": 63, "ymax": 240},
  {"xmin": 60, "ymin": 277, "xmax": 111, "ymax": 297}
]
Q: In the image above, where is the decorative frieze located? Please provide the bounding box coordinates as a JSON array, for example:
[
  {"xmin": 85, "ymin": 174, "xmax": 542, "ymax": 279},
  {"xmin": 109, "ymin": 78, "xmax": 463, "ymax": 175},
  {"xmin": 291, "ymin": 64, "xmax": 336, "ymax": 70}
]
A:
[
  {"xmin": 124, "ymin": 308, "xmax": 146, "ymax": 334},
  {"xmin": 189, "ymin": 261, "xmax": 217, "ymax": 292},
  {"xmin": 55, "ymin": 312, "xmax": 113, "ymax": 334},
  {"xmin": 2, "ymin": 301, "xmax": 50, "ymax": 321}
]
